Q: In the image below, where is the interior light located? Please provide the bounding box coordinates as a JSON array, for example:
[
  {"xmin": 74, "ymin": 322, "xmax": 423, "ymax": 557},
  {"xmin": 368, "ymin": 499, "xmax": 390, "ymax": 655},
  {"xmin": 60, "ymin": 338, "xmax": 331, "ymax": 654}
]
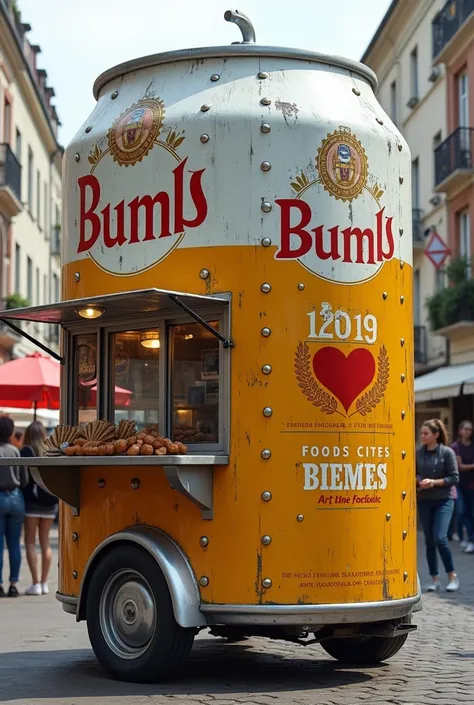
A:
[
  {"xmin": 140, "ymin": 331, "xmax": 160, "ymax": 349},
  {"xmin": 76, "ymin": 307, "xmax": 105, "ymax": 320},
  {"xmin": 183, "ymin": 334, "xmax": 194, "ymax": 340}
]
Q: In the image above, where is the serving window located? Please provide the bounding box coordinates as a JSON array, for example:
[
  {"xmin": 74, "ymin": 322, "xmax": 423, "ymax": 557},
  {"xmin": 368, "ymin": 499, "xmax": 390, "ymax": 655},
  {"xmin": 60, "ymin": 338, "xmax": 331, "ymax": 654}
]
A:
[{"xmin": 67, "ymin": 305, "xmax": 229, "ymax": 454}]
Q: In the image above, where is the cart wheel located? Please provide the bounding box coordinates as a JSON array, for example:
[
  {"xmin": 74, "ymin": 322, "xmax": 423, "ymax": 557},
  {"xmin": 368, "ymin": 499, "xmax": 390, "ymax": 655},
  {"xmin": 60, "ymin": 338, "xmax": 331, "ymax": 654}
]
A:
[
  {"xmin": 321, "ymin": 621, "xmax": 409, "ymax": 665},
  {"xmin": 86, "ymin": 545, "xmax": 195, "ymax": 682}
]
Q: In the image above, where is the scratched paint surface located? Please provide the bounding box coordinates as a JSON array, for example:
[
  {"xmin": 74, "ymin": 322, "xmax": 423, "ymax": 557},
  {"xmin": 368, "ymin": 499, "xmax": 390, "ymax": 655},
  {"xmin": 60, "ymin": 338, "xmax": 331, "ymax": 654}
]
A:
[{"xmin": 60, "ymin": 52, "xmax": 416, "ymax": 607}]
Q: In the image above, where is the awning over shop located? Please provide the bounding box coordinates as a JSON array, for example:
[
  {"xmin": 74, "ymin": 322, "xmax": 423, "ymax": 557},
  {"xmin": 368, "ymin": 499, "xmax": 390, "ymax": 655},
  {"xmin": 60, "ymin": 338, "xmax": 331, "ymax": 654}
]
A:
[{"xmin": 415, "ymin": 363, "xmax": 474, "ymax": 403}]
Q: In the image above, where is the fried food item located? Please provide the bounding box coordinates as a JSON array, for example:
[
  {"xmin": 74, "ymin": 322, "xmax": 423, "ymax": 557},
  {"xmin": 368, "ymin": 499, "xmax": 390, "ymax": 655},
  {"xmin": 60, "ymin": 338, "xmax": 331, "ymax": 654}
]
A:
[
  {"xmin": 76, "ymin": 419, "xmax": 115, "ymax": 444},
  {"xmin": 141, "ymin": 444, "xmax": 154, "ymax": 455},
  {"xmin": 127, "ymin": 444, "xmax": 140, "ymax": 456},
  {"xmin": 45, "ymin": 425, "xmax": 79, "ymax": 452},
  {"xmin": 154, "ymin": 447, "xmax": 167, "ymax": 456},
  {"xmin": 114, "ymin": 439, "xmax": 127, "ymax": 454},
  {"xmin": 116, "ymin": 420, "xmax": 137, "ymax": 440}
]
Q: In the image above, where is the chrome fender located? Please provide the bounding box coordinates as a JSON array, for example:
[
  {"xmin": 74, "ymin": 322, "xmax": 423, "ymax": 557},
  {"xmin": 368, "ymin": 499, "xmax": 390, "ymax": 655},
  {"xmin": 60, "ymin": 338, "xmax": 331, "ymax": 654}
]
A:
[
  {"xmin": 76, "ymin": 525, "xmax": 207, "ymax": 628},
  {"xmin": 411, "ymin": 574, "xmax": 423, "ymax": 613}
]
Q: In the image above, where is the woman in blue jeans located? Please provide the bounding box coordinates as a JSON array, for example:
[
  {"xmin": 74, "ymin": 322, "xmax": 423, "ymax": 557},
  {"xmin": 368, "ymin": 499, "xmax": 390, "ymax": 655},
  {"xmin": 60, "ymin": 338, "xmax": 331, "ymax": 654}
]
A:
[
  {"xmin": 0, "ymin": 417, "xmax": 28, "ymax": 597},
  {"xmin": 416, "ymin": 419, "xmax": 459, "ymax": 592}
]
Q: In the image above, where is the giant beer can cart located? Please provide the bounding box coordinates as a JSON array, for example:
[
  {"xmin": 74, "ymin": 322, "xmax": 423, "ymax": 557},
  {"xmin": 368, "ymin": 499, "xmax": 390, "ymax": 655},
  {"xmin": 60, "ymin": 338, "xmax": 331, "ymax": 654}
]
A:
[{"xmin": 1, "ymin": 10, "xmax": 421, "ymax": 683}]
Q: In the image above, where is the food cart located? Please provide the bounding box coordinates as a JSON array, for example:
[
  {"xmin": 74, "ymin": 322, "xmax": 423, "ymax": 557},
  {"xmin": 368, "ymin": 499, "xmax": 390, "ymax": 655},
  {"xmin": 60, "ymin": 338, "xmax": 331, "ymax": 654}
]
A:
[{"xmin": 0, "ymin": 10, "xmax": 421, "ymax": 683}]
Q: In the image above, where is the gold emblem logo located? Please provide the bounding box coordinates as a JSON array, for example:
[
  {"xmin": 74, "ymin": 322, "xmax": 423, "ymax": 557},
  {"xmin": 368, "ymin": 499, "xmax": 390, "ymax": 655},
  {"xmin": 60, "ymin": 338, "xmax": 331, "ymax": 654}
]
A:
[
  {"xmin": 108, "ymin": 98, "xmax": 165, "ymax": 167},
  {"xmin": 316, "ymin": 126, "xmax": 368, "ymax": 202}
]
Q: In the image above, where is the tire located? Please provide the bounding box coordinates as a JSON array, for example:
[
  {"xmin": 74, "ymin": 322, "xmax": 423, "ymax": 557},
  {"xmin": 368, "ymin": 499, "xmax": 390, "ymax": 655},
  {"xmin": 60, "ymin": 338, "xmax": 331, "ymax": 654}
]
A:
[
  {"xmin": 321, "ymin": 631, "xmax": 408, "ymax": 665},
  {"xmin": 86, "ymin": 545, "xmax": 195, "ymax": 683}
]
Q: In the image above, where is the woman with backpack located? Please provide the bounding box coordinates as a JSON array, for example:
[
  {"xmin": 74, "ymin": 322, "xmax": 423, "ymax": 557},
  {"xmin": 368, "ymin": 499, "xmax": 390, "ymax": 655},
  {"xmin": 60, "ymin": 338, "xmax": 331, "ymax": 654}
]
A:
[{"xmin": 21, "ymin": 421, "xmax": 58, "ymax": 596}]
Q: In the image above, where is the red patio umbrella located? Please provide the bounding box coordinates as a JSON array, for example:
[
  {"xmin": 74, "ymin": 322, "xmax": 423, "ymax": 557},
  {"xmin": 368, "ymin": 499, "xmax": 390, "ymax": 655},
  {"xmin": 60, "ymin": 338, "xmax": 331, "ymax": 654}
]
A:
[
  {"xmin": 0, "ymin": 351, "xmax": 132, "ymax": 419},
  {"xmin": 0, "ymin": 352, "xmax": 60, "ymax": 417}
]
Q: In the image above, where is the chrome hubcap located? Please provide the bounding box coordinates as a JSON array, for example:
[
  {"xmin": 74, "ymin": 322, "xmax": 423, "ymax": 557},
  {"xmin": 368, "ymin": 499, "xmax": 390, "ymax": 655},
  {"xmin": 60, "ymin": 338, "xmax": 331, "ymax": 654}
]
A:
[{"xmin": 99, "ymin": 569, "xmax": 156, "ymax": 659}]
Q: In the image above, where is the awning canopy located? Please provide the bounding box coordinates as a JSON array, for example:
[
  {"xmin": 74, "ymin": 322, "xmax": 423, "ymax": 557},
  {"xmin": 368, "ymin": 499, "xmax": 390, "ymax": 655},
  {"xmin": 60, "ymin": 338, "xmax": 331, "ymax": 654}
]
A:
[{"xmin": 415, "ymin": 363, "xmax": 474, "ymax": 403}]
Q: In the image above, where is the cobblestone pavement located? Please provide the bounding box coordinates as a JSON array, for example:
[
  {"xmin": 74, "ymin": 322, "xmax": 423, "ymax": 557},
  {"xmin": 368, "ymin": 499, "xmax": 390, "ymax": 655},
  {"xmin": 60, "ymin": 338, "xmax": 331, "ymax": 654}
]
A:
[{"xmin": 0, "ymin": 529, "xmax": 473, "ymax": 704}]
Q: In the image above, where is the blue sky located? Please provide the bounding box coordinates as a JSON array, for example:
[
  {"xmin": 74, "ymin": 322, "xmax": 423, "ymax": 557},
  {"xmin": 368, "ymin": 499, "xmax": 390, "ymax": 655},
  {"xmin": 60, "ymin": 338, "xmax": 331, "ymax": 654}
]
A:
[{"xmin": 17, "ymin": 0, "xmax": 392, "ymax": 147}]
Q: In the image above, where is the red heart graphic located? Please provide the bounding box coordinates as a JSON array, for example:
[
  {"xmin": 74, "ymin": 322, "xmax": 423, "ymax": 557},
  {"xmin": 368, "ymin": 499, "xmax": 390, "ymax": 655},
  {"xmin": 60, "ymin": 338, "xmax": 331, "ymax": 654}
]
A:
[{"xmin": 312, "ymin": 347, "xmax": 376, "ymax": 412}]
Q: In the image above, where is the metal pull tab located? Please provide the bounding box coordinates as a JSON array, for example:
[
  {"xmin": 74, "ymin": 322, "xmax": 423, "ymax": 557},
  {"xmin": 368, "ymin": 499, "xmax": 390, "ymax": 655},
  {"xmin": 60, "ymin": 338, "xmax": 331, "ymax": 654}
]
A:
[{"xmin": 224, "ymin": 9, "xmax": 256, "ymax": 44}]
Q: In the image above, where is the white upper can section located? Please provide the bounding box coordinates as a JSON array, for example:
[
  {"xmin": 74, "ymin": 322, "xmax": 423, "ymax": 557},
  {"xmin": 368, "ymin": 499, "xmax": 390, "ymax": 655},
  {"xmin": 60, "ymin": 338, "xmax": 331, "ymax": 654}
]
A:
[{"xmin": 63, "ymin": 10, "xmax": 412, "ymax": 285}]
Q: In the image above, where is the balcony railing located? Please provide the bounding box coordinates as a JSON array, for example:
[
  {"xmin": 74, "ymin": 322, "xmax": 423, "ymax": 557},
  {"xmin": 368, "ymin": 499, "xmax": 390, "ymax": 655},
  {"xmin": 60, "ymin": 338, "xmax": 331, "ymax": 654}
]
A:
[
  {"xmin": 414, "ymin": 325, "xmax": 428, "ymax": 365},
  {"xmin": 412, "ymin": 208, "xmax": 424, "ymax": 245},
  {"xmin": 433, "ymin": 0, "xmax": 474, "ymax": 59},
  {"xmin": 0, "ymin": 143, "xmax": 21, "ymax": 202},
  {"xmin": 434, "ymin": 127, "xmax": 474, "ymax": 189}
]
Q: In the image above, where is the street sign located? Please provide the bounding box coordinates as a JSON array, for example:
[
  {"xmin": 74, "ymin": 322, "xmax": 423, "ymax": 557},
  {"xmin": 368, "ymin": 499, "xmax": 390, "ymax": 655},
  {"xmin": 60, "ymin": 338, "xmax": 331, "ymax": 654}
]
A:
[{"xmin": 424, "ymin": 231, "xmax": 451, "ymax": 269}]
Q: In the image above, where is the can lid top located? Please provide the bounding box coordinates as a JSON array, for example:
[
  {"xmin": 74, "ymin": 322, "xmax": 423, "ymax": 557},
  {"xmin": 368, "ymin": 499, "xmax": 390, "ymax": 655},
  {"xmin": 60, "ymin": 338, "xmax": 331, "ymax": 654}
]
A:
[{"xmin": 93, "ymin": 10, "xmax": 377, "ymax": 99}]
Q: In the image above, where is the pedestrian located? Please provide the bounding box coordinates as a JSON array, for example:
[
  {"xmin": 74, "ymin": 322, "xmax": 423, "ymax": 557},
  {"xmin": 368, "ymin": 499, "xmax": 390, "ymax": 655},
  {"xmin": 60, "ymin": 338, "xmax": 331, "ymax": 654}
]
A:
[
  {"xmin": 451, "ymin": 420, "xmax": 474, "ymax": 553},
  {"xmin": 0, "ymin": 416, "xmax": 28, "ymax": 597},
  {"xmin": 21, "ymin": 421, "xmax": 58, "ymax": 596},
  {"xmin": 11, "ymin": 430, "xmax": 23, "ymax": 449},
  {"xmin": 416, "ymin": 418, "xmax": 460, "ymax": 592}
]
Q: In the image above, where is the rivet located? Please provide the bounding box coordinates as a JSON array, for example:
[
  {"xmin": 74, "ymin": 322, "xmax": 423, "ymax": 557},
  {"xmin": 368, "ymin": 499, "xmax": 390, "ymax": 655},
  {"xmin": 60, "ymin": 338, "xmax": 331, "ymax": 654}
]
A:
[
  {"xmin": 261, "ymin": 449, "xmax": 272, "ymax": 460},
  {"xmin": 72, "ymin": 532, "xmax": 79, "ymax": 542},
  {"xmin": 85, "ymin": 126, "xmax": 92, "ymax": 134},
  {"xmin": 199, "ymin": 576, "xmax": 209, "ymax": 587},
  {"xmin": 402, "ymin": 530, "xmax": 408, "ymax": 539},
  {"xmin": 297, "ymin": 283, "xmax": 305, "ymax": 291},
  {"xmin": 201, "ymin": 104, "xmax": 211, "ymax": 112},
  {"xmin": 131, "ymin": 477, "xmax": 140, "ymax": 490},
  {"xmin": 98, "ymin": 478, "xmax": 105, "ymax": 488},
  {"xmin": 297, "ymin": 514, "xmax": 304, "ymax": 522},
  {"xmin": 400, "ymin": 229, "xmax": 404, "ymax": 235},
  {"xmin": 402, "ymin": 491, "xmax": 407, "ymax": 500},
  {"xmin": 352, "ymin": 87, "xmax": 361, "ymax": 96},
  {"xmin": 263, "ymin": 407, "xmax": 273, "ymax": 418},
  {"xmin": 200, "ymin": 268, "xmax": 210, "ymax": 279},
  {"xmin": 401, "ymin": 410, "xmax": 406, "ymax": 420},
  {"xmin": 400, "ymin": 261, "xmax": 405, "ymax": 269},
  {"xmin": 261, "ymin": 237, "xmax": 272, "ymax": 247},
  {"xmin": 398, "ymin": 143, "xmax": 403, "ymax": 151},
  {"xmin": 261, "ymin": 201, "xmax": 272, "ymax": 213},
  {"xmin": 403, "ymin": 572, "xmax": 408, "ymax": 581},
  {"xmin": 260, "ymin": 97, "xmax": 271, "ymax": 106},
  {"xmin": 74, "ymin": 153, "xmax": 80, "ymax": 162},
  {"xmin": 262, "ymin": 364, "xmax": 272, "ymax": 375},
  {"xmin": 400, "ymin": 338, "xmax": 405, "ymax": 346},
  {"xmin": 376, "ymin": 117, "xmax": 384, "ymax": 125},
  {"xmin": 399, "ymin": 176, "xmax": 404, "ymax": 184},
  {"xmin": 261, "ymin": 282, "xmax": 271, "ymax": 293},
  {"xmin": 400, "ymin": 295, "xmax": 405, "ymax": 304},
  {"xmin": 402, "ymin": 450, "xmax": 407, "ymax": 459},
  {"xmin": 261, "ymin": 327, "xmax": 271, "ymax": 337},
  {"xmin": 261, "ymin": 123, "xmax": 271, "ymax": 133},
  {"xmin": 262, "ymin": 578, "xmax": 272, "ymax": 588},
  {"xmin": 199, "ymin": 536, "xmax": 209, "ymax": 547},
  {"xmin": 261, "ymin": 491, "xmax": 272, "ymax": 501},
  {"xmin": 382, "ymin": 292, "xmax": 388, "ymax": 299},
  {"xmin": 401, "ymin": 374, "xmax": 405, "ymax": 382},
  {"xmin": 72, "ymin": 571, "xmax": 78, "ymax": 579},
  {"xmin": 258, "ymin": 71, "xmax": 269, "ymax": 79},
  {"xmin": 200, "ymin": 134, "xmax": 210, "ymax": 143},
  {"xmin": 210, "ymin": 73, "xmax": 220, "ymax": 81},
  {"xmin": 74, "ymin": 272, "xmax": 80, "ymax": 282},
  {"xmin": 261, "ymin": 161, "xmax": 271, "ymax": 172},
  {"xmin": 111, "ymin": 90, "xmax": 118, "ymax": 99},
  {"xmin": 386, "ymin": 513, "xmax": 391, "ymax": 521},
  {"xmin": 261, "ymin": 535, "xmax": 272, "ymax": 545}
]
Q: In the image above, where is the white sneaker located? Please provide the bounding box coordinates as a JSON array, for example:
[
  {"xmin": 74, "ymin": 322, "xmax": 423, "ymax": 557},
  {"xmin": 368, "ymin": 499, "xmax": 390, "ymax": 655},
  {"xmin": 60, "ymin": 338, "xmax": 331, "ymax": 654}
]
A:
[
  {"xmin": 425, "ymin": 581, "xmax": 441, "ymax": 592},
  {"xmin": 460, "ymin": 540, "xmax": 468, "ymax": 549},
  {"xmin": 41, "ymin": 583, "xmax": 49, "ymax": 595},
  {"xmin": 446, "ymin": 577, "xmax": 460, "ymax": 592},
  {"xmin": 464, "ymin": 542, "xmax": 474, "ymax": 553},
  {"xmin": 452, "ymin": 533, "xmax": 460, "ymax": 542},
  {"xmin": 25, "ymin": 583, "xmax": 42, "ymax": 596}
]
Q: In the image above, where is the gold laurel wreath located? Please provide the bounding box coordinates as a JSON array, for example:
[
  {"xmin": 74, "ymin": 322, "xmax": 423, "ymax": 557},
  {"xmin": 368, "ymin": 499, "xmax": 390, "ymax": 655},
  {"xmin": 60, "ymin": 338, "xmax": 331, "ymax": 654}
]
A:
[
  {"xmin": 165, "ymin": 129, "xmax": 185, "ymax": 150},
  {"xmin": 368, "ymin": 182, "xmax": 385, "ymax": 200},
  {"xmin": 290, "ymin": 171, "xmax": 310, "ymax": 194},
  {"xmin": 355, "ymin": 345, "xmax": 390, "ymax": 416},
  {"xmin": 294, "ymin": 342, "xmax": 338, "ymax": 414},
  {"xmin": 88, "ymin": 143, "xmax": 103, "ymax": 166}
]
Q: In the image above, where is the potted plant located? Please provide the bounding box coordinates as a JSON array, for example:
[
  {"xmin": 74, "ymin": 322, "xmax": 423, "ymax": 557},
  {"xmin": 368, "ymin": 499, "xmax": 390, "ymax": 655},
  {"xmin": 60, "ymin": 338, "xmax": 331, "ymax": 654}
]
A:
[{"xmin": 4, "ymin": 292, "xmax": 30, "ymax": 310}]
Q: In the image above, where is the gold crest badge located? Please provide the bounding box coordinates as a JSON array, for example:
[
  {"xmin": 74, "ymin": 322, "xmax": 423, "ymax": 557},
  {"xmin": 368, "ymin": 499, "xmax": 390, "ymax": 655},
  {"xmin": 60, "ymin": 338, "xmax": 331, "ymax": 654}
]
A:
[
  {"xmin": 316, "ymin": 126, "xmax": 368, "ymax": 202},
  {"xmin": 108, "ymin": 98, "xmax": 165, "ymax": 167}
]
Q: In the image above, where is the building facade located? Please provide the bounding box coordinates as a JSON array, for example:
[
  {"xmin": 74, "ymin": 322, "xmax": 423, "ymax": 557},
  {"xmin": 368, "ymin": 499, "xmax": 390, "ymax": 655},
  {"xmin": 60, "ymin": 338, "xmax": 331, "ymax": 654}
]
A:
[
  {"xmin": 362, "ymin": 0, "xmax": 457, "ymax": 433},
  {"xmin": 0, "ymin": 0, "xmax": 62, "ymax": 365}
]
